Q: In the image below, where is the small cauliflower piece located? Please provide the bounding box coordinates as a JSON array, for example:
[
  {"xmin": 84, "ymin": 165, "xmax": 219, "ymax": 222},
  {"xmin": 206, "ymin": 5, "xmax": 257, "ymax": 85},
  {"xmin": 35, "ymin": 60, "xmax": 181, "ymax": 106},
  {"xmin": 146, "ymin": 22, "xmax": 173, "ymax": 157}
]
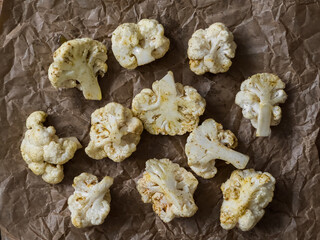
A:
[
  {"xmin": 20, "ymin": 111, "xmax": 82, "ymax": 184},
  {"xmin": 220, "ymin": 169, "xmax": 276, "ymax": 231},
  {"xmin": 111, "ymin": 19, "xmax": 170, "ymax": 69},
  {"xmin": 132, "ymin": 71, "xmax": 206, "ymax": 135},
  {"xmin": 48, "ymin": 38, "xmax": 108, "ymax": 100},
  {"xmin": 137, "ymin": 158, "xmax": 198, "ymax": 222},
  {"xmin": 185, "ymin": 119, "xmax": 249, "ymax": 179},
  {"xmin": 85, "ymin": 102, "xmax": 143, "ymax": 162},
  {"xmin": 187, "ymin": 22, "xmax": 236, "ymax": 75},
  {"xmin": 235, "ymin": 73, "xmax": 287, "ymax": 137},
  {"xmin": 68, "ymin": 173, "xmax": 113, "ymax": 228}
]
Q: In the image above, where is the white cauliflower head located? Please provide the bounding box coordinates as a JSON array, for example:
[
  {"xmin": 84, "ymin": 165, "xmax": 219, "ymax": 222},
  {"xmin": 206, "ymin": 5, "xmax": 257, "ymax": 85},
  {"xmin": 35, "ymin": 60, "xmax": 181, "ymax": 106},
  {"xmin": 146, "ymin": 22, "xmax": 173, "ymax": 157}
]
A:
[
  {"xmin": 235, "ymin": 73, "xmax": 287, "ymax": 137},
  {"xmin": 220, "ymin": 169, "xmax": 276, "ymax": 231},
  {"xmin": 137, "ymin": 158, "xmax": 198, "ymax": 222},
  {"xmin": 68, "ymin": 173, "xmax": 113, "ymax": 228},
  {"xmin": 132, "ymin": 71, "xmax": 206, "ymax": 135},
  {"xmin": 20, "ymin": 111, "xmax": 82, "ymax": 184},
  {"xmin": 185, "ymin": 119, "xmax": 249, "ymax": 179},
  {"xmin": 85, "ymin": 102, "xmax": 143, "ymax": 162},
  {"xmin": 111, "ymin": 19, "xmax": 170, "ymax": 69},
  {"xmin": 187, "ymin": 22, "xmax": 236, "ymax": 75},
  {"xmin": 48, "ymin": 38, "xmax": 108, "ymax": 100}
]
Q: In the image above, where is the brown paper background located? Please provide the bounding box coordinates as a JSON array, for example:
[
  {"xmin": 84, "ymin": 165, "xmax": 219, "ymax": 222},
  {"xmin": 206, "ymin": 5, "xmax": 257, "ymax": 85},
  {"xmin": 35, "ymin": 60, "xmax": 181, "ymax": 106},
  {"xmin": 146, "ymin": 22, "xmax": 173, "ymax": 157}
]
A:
[{"xmin": 1, "ymin": 0, "xmax": 320, "ymax": 239}]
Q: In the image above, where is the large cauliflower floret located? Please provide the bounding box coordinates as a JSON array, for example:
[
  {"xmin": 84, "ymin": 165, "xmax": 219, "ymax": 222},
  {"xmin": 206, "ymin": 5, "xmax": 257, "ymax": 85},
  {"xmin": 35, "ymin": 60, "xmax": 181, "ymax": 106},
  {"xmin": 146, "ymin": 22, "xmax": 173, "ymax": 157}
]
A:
[
  {"xmin": 20, "ymin": 111, "xmax": 82, "ymax": 184},
  {"xmin": 132, "ymin": 71, "xmax": 206, "ymax": 135},
  {"xmin": 137, "ymin": 158, "xmax": 198, "ymax": 222},
  {"xmin": 187, "ymin": 22, "xmax": 236, "ymax": 75},
  {"xmin": 185, "ymin": 119, "xmax": 249, "ymax": 179},
  {"xmin": 48, "ymin": 38, "xmax": 108, "ymax": 100},
  {"xmin": 235, "ymin": 73, "xmax": 287, "ymax": 137},
  {"xmin": 111, "ymin": 19, "xmax": 170, "ymax": 69},
  {"xmin": 68, "ymin": 173, "xmax": 114, "ymax": 228},
  {"xmin": 85, "ymin": 102, "xmax": 143, "ymax": 162},
  {"xmin": 220, "ymin": 169, "xmax": 276, "ymax": 231}
]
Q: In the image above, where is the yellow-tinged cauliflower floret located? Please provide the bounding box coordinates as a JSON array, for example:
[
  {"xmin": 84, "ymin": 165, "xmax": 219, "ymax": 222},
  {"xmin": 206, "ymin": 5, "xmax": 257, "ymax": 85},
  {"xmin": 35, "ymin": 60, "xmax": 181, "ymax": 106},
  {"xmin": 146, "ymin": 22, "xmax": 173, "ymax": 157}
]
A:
[
  {"xmin": 48, "ymin": 38, "xmax": 108, "ymax": 100},
  {"xmin": 185, "ymin": 119, "xmax": 249, "ymax": 179},
  {"xmin": 111, "ymin": 19, "xmax": 170, "ymax": 69},
  {"xmin": 68, "ymin": 173, "xmax": 113, "ymax": 228},
  {"xmin": 137, "ymin": 158, "xmax": 198, "ymax": 222},
  {"xmin": 20, "ymin": 111, "xmax": 82, "ymax": 184},
  {"xmin": 132, "ymin": 71, "xmax": 206, "ymax": 136},
  {"xmin": 220, "ymin": 169, "xmax": 276, "ymax": 231},
  {"xmin": 235, "ymin": 73, "xmax": 287, "ymax": 137},
  {"xmin": 85, "ymin": 102, "xmax": 143, "ymax": 162},
  {"xmin": 188, "ymin": 22, "xmax": 236, "ymax": 75}
]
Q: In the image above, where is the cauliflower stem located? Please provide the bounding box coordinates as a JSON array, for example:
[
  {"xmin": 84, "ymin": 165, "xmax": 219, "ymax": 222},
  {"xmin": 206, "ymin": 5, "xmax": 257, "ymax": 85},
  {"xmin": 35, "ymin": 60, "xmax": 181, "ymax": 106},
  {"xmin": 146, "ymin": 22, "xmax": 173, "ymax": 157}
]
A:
[
  {"xmin": 257, "ymin": 103, "xmax": 272, "ymax": 136},
  {"xmin": 205, "ymin": 140, "xmax": 249, "ymax": 169},
  {"xmin": 75, "ymin": 68, "xmax": 102, "ymax": 100},
  {"xmin": 132, "ymin": 46, "xmax": 155, "ymax": 65}
]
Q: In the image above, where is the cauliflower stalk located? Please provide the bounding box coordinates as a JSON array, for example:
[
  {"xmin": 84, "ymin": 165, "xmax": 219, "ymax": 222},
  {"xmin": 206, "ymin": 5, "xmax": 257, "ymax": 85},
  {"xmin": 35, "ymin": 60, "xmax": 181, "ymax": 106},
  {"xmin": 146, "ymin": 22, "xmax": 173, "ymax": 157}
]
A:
[
  {"xmin": 220, "ymin": 169, "xmax": 276, "ymax": 231},
  {"xmin": 137, "ymin": 158, "xmax": 198, "ymax": 222},
  {"xmin": 132, "ymin": 71, "xmax": 206, "ymax": 135},
  {"xmin": 185, "ymin": 119, "xmax": 249, "ymax": 179},
  {"xmin": 20, "ymin": 111, "xmax": 82, "ymax": 184},
  {"xmin": 85, "ymin": 102, "xmax": 143, "ymax": 162},
  {"xmin": 68, "ymin": 173, "xmax": 114, "ymax": 228},
  {"xmin": 112, "ymin": 19, "xmax": 170, "ymax": 69},
  {"xmin": 235, "ymin": 73, "xmax": 287, "ymax": 137},
  {"xmin": 187, "ymin": 22, "xmax": 236, "ymax": 75},
  {"xmin": 48, "ymin": 38, "xmax": 108, "ymax": 100}
]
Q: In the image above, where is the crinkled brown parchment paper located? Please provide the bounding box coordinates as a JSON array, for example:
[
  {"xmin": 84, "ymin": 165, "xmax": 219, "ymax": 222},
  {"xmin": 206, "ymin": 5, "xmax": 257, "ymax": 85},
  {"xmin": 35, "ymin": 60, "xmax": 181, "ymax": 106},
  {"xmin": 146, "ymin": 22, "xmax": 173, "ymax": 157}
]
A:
[{"xmin": 1, "ymin": 0, "xmax": 320, "ymax": 239}]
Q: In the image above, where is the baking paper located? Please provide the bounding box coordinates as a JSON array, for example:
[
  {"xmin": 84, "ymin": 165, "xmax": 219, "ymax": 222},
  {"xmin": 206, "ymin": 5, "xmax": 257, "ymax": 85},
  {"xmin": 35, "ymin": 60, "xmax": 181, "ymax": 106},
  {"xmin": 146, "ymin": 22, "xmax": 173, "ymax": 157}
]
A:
[{"xmin": 1, "ymin": 0, "xmax": 320, "ymax": 239}]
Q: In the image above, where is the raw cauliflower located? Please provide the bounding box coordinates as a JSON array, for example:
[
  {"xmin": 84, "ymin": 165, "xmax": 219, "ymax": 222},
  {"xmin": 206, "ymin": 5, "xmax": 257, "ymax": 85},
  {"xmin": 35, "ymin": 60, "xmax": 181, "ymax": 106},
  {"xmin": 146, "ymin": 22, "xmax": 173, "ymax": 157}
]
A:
[
  {"xmin": 137, "ymin": 158, "xmax": 198, "ymax": 222},
  {"xmin": 132, "ymin": 71, "xmax": 206, "ymax": 135},
  {"xmin": 235, "ymin": 73, "xmax": 287, "ymax": 137},
  {"xmin": 185, "ymin": 119, "xmax": 249, "ymax": 179},
  {"xmin": 68, "ymin": 173, "xmax": 113, "ymax": 228},
  {"xmin": 220, "ymin": 169, "xmax": 276, "ymax": 231},
  {"xmin": 111, "ymin": 19, "xmax": 170, "ymax": 69},
  {"xmin": 20, "ymin": 111, "xmax": 82, "ymax": 184},
  {"xmin": 85, "ymin": 102, "xmax": 143, "ymax": 162},
  {"xmin": 48, "ymin": 38, "xmax": 108, "ymax": 100},
  {"xmin": 188, "ymin": 22, "xmax": 236, "ymax": 75}
]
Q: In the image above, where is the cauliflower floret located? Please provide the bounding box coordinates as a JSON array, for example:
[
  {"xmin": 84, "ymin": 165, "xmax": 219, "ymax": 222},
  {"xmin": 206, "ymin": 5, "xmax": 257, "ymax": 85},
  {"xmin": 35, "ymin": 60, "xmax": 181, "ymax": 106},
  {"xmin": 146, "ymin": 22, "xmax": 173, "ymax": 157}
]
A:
[
  {"xmin": 85, "ymin": 102, "xmax": 143, "ymax": 162},
  {"xmin": 187, "ymin": 22, "xmax": 236, "ymax": 75},
  {"xmin": 20, "ymin": 111, "xmax": 82, "ymax": 184},
  {"xmin": 137, "ymin": 158, "xmax": 198, "ymax": 222},
  {"xmin": 220, "ymin": 169, "xmax": 276, "ymax": 231},
  {"xmin": 185, "ymin": 119, "xmax": 249, "ymax": 179},
  {"xmin": 48, "ymin": 38, "xmax": 108, "ymax": 100},
  {"xmin": 111, "ymin": 19, "xmax": 170, "ymax": 69},
  {"xmin": 235, "ymin": 73, "xmax": 287, "ymax": 137},
  {"xmin": 132, "ymin": 71, "xmax": 206, "ymax": 135},
  {"xmin": 68, "ymin": 173, "xmax": 113, "ymax": 228}
]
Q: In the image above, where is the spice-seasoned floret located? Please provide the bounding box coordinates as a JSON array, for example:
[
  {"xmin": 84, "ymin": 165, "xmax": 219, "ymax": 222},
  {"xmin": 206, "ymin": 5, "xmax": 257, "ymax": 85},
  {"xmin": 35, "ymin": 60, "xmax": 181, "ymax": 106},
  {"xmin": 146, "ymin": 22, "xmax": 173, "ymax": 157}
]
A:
[
  {"xmin": 48, "ymin": 38, "xmax": 108, "ymax": 100},
  {"xmin": 20, "ymin": 111, "xmax": 82, "ymax": 184},
  {"xmin": 132, "ymin": 71, "xmax": 206, "ymax": 135},
  {"xmin": 137, "ymin": 158, "xmax": 198, "ymax": 222}
]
